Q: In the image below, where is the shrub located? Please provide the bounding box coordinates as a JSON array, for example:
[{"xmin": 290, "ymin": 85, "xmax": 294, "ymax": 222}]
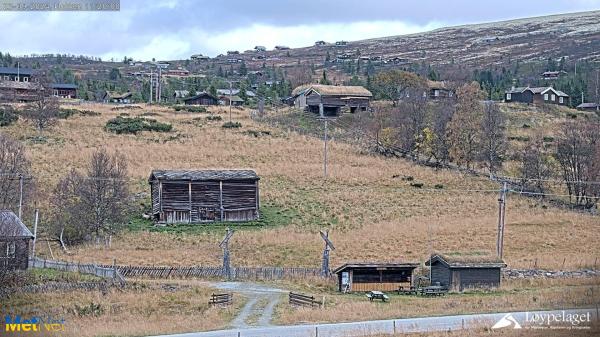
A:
[
  {"xmin": 522, "ymin": 123, "xmax": 531, "ymax": 129},
  {"xmin": 410, "ymin": 182, "xmax": 424, "ymax": 188},
  {"xmin": 110, "ymin": 105, "xmax": 142, "ymax": 111},
  {"xmin": 173, "ymin": 105, "xmax": 207, "ymax": 113},
  {"xmin": 58, "ymin": 108, "xmax": 79, "ymax": 119},
  {"xmin": 0, "ymin": 105, "xmax": 18, "ymax": 126},
  {"xmin": 244, "ymin": 130, "xmax": 271, "ymax": 137},
  {"xmin": 543, "ymin": 136, "xmax": 554, "ymax": 143},
  {"xmin": 206, "ymin": 115, "xmax": 222, "ymax": 121},
  {"xmin": 222, "ymin": 121, "xmax": 242, "ymax": 128},
  {"xmin": 434, "ymin": 184, "xmax": 444, "ymax": 189},
  {"xmin": 105, "ymin": 116, "xmax": 172, "ymax": 134}
]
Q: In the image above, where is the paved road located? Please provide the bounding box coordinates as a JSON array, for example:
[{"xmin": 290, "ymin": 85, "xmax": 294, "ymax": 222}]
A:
[{"xmin": 150, "ymin": 308, "xmax": 598, "ymax": 337}]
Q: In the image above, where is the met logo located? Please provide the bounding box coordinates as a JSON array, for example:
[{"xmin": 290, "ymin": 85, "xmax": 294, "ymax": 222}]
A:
[{"xmin": 5, "ymin": 315, "xmax": 65, "ymax": 333}]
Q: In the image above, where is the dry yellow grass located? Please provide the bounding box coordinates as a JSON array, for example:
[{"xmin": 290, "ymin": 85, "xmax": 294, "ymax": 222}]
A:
[
  {"xmin": 0, "ymin": 282, "xmax": 241, "ymax": 337},
  {"xmin": 273, "ymin": 277, "xmax": 600, "ymax": 326},
  {"xmin": 3, "ymin": 103, "xmax": 600, "ymax": 270}
]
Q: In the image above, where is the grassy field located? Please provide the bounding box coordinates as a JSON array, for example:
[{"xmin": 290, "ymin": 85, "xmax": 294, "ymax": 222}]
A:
[
  {"xmin": 2, "ymin": 102, "xmax": 599, "ymax": 271},
  {"xmin": 1, "ymin": 270, "xmax": 243, "ymax": 337},
  {"xmin": 271, "ymin": 277, "xmax": 600, "ymax": 326}
]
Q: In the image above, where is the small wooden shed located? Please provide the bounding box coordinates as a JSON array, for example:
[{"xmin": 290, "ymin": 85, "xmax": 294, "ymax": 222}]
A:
[
  {"xmin": 333, "ymin": 263, "xmax": 418, "ymax": 292},
  {"xmin": 426, "ymin": 254, "xmax": 506, "ymax": 291},
  {"xmin": 149, "ymin": 170, "xmax": 260, "ymax": 224},
  {"xmin": 0, "ymin": 210, "xmax": 34, "ymax": 270}
]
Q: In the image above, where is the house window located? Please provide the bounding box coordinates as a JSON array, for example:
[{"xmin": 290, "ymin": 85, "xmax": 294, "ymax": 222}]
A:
[
  {"xmin": 14, "ymin": 76, "xmax": 19, "ymax": 82},
  {"xmin": 422, "ymin": 91, "xmax": 427, "ymax": 98},
  {"xmin": 6, "ymin": 242, "xmax": 16, "ymax": 258},
  {"xmin": 506, "ymin": 93, "xmax": 512, "ymax": 100},
  {"xmin": 23, "ymin": 77, "xmax": 29, "ymax": 82},
  {"xmin": 449, "ymin": 91, "xmax": 453, "ymax": 97},
  {"xmin": 559, "ymin": 97, "xmax": 564, "ymax": 104},
  {"xmin": 551, "ymin": 94, "xmax": 556, "ymax": 101},
  {"xmin": 434, "ymin": 89, "xmax": 439, "ymax": 97},
  {"xmin": 544, "ymin": 94, "xmax": 549, "ymax": 101},
  {"xmin": 3, "ymin": 76, "xmax": 8, "ymax": 81}
]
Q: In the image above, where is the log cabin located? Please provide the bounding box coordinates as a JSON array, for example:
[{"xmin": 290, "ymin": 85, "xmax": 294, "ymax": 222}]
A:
[
  {"xmin": 182, "ymin": 92, "xmax": 218, "ymax": 105},
  {"xmin": 149, "ymin": 170, "xmax": 260, "ymax": 224},
  {"xmin": 0, "ymin": 210, "xmax": 34, "ymax": 270},
  {"xmin": 50, "ymin": 83, "xmax": 78, "ymax": 99},
  {"xmin": 333, "ymin": 262, "xmax": 418, "ymax": 292},
  {"xmin": 303, "ymin": 84, "xmax": 372, "ymax": 116},
  {"xmin": 426, "ymin": 254, "xmax": 506, "ymax": 291},
  {"xmin": 505, "ymin": 86, "xmax": 569, "ymax": 106}
]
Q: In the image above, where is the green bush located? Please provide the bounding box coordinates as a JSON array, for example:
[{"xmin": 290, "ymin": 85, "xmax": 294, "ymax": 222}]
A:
[
  {"xmin": 222, "ymin": 121, "xmax": 242, "ymax": 128},
  {"xmin": 434, "ymin": 184, "xmax": 444, "ymax": 189},
  {"xmin": 58, "ymin": 108, "xmax": 100, "ymax": 119},
  {"xmin": 206, "ymin": 115, "xmax": 222, "ymax": 121},
  {"xmin": 105, "ymin": 116, "xmax": 172, "ymax": 134},
  {"xmin": 410, "ymin": 182, "xmax": 424, "ymax": 188},
  {"xmin": 173, "ymin": 105, "xmax": 207, "ymax": 113},
  {"xmin": 0, "ymin": 105, "xmax": 18, "ymax": 126}
]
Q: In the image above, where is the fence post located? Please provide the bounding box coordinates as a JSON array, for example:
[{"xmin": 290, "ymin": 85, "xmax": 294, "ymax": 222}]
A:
[
  {"xmin": 315, "ymin": 326, "xmax": 318, "ymax": 337},
  {"xmin": 393, "ymin": 320, "xmax": 396, "ymax": 334}
]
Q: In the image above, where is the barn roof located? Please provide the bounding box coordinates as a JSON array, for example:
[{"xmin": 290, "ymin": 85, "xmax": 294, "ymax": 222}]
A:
[
  {"xmin": 505, "ymin": 86, "xmax": 569, "ymax": 97},
  {"xmin": 149, "ymin": 170, "xmax": 259, "ymax": 182},
  {"xmin": 333, "ymin": 262, "xmax": 419, "ymax": 274},
  {"xmin": 105, "ymin": 91, "xmax": 132, "ymax": 99},
  {"xmin": 0, "ymin": 80, "xmax": 41, "ymax": 90},
  {"xmin": 0, "ymin": 210, "xmax": 34, "ymax": 238},
  {"xmin": 306, "ymin": 85, "xmax": 373, "ymax": 97},
  {"xmin": 426, "ymin": 254, "xmax": 506, "ymax": 268}
]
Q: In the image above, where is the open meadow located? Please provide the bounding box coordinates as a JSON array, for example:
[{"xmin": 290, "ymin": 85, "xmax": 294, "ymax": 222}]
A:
[{"xmin": 2, "ymin": 102, "xmax": 599, "ymax": 271}]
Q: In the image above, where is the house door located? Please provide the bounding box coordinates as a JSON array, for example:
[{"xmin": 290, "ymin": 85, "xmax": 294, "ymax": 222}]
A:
[{"xmin": 451, "ymin": 271, "xmax": 461, "ymax": 292}]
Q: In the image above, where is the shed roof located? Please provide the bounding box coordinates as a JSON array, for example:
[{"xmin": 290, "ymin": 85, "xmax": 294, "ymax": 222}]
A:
[
  {"xmin": 105, "ymin": 91, "xmax": 132, "ymax": 99},
  {"xmin": 0, "ymin": 210, "xmax": 34, "ymax": 238},
  {"xmin": 577, "ymin": 102, "xmax": 600, "ymax": 109},
  {"xmin": 0, "ymin": 80, "xmax": 41, "ymax": 90},
  {"xmin": 333, "ymin": 262, "xmax": 419, "ymax": 274},
  {"xmin": 307, "ymin": 85, "xmax": 372, "ymax": 97},
  {"xmin": 149, "ymin": 170, "xmax": 259, "ymax": 182},
  {"xmin": 426, "ymin": 254, "xmax": 506, "ymax": 268},
  {"xmin": 506, "ymin": 86, "xmax": 569, "ymax": 97}
]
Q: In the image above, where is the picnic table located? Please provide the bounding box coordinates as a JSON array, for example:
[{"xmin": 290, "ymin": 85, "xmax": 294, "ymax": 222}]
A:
[{"xmin": 366, "ymin": 291, "xmax": 389, "ymax": 302}]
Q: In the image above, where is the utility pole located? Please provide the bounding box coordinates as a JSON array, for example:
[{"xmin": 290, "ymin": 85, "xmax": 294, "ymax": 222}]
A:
[
  {"xmin": 158, "ymin": 66, "xmax": 162, "ymax": 103},
  {"xmin": 496, "ymin": 182, "xmax": 507, "ymax": 259},
  {"xmin": 219, "ymin": 228, "xmax": 234, "ymax": 280},
  {"xmin": 229, "ymin": 81, "xmax": 233, "ymax": 123},
  {"xmin": 323, "ymin": 119, "xmax": 328, "ymax": 179},
  {"xmin": 18, "ymin": 174, "xmax": 23, "ymax": 219},
  {"xmin": 32, "ymin": 209, "xmax": 39, "ymax": 258},
  {"xmin": 149, "ymin": 70, "xmax": 153, "ymax": 104},
  {"xmin": 596, "ymin": 69, "xmax": 599, "ymax": 112},
  {"xmin": 320, "ymin": 230, "xmax": 335, "ymax": 277}
]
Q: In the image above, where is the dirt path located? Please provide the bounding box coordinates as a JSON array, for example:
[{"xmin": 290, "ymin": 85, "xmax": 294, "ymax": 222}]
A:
[{"xmin": 211, "ymin": 282, "xmax": 286, "ymax": 328}]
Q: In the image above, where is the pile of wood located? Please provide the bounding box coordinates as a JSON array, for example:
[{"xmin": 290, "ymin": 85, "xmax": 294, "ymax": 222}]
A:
[
  {"xmin": 208, "ymin": 293, "xmax": 233, "ymax": 306},
  {"xmin": 289, "ymin": 292, "xmax": 323, "ymax": 307}
]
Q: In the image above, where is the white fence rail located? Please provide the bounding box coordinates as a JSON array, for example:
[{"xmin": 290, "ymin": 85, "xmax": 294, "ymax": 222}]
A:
[{"xmin": 28, "ymin": 257, "xmax": 125, "ymax": 284}]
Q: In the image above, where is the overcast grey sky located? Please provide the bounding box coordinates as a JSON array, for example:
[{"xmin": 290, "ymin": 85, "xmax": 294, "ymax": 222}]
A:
[{"xmin": 1, "ymin": 0, "xmax": 599, "ymax": 61}]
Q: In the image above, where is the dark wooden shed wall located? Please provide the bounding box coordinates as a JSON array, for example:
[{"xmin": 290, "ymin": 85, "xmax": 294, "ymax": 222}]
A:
[
  {"xmin": 0, "ymin": 239, "xmax": 30, "ymax": 270},
  {"xmin": 430, "ymin": 261, "xmax": 501, "ymax": 291}
]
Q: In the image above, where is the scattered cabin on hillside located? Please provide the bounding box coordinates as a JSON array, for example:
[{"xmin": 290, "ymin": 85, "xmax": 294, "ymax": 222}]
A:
[
  {"xmin": 427, "ymin": 81, "xmax": 454, "ymax": 99},
  {"xmin": 0, "ymin": 66, "xmax": 35, "ymax": 82},
  {"xmin": 254, "ymin": 46, "xmax": 267, "ymax": 52},
  {"xmin": 0, "ymin": 210, "xmax": 34, "ymax": 270},
  {"xmin": 274, "ymin": 45, "xmax": 290, "ymax": 50},
  {"xmin": 333, "ymin": 262, "xmax": 419, "ymax": 292},
  {"xmin": 426, "ymin": 254, "xmax": 506, "ymax": 292},
  {"xmin": 149, "ymin": 170, "xmax": 260, "ymax": 224},
  {"xmin": 103, "ymin": 91, "xmax": 132, "ymax": 104},
  {"xmin": 182, "ymin": 92, "xmax": 218, "ymax": 106},
  {"xmin": 0, "ymin": 81, "xmax": 41, "ymax": 102},
  {"xmin": 303, "ymin": 85, "xmax": 372, "ymax": 116},
  {"xmin": 576, "ymin": 102, "xmax": 600, "ymax": 111},
  {"xmin": 219, "ymin": 95, "xmax": 244, "ymax": 106},
  {"xmin": 541, "ymin": 71, "xmax": 567, "ymax": 80},
  {"xmin": 315, "ymin": 40, "xmax": 327, "ymax": 46},
  {"xmin": 50, "ymin": 83, "xmax": 78, "ymax": 99},
  {"xmin": 505, "ymin": 86, "xmax": 569, "ymax": 106}
]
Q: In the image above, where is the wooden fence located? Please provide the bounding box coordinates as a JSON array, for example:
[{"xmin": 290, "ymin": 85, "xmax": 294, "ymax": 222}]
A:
[
  {"xmin": 29, "ymin": 258, "xmax": 125, "ymax": 285},
  {"xmin": 30, "ymin": 257, "xmax": 324, "ymax": 281},
  {"xmin": 208, "ymin": 293, "xmax": 233, "ymax": 306},
  {"xmin": 289, "ymin": 292, "xmax": 323, "ymax": 307}
]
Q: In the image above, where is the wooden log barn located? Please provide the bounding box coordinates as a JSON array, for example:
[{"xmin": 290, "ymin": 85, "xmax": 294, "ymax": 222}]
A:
[
  {"xmin": 333, "ymin": 263, "xmax": 419, "ymax": 292},
  {"xmin": 426, "ymin": 254, "xmax": 506, "ymax": 291},
  {"xmin": 0, "ymin": 210, "xmax": 34, "ymax": 270},
  {"xmin": 149, "ymin": 170, "xmax": 260, "ymax": 224}
]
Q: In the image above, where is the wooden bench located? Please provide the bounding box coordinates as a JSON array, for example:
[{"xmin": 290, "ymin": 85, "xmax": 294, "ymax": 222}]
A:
[
  {"xmin": 366, "ymin": 291, "xmax": 389, "ymax": 302},
  {"xmin": 208, "ymin": 293, "xmax": 233, "ymax": 305},
  {"xmin": 397, "ymin": 286, "xmax": 418, "ymax": 295}
]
